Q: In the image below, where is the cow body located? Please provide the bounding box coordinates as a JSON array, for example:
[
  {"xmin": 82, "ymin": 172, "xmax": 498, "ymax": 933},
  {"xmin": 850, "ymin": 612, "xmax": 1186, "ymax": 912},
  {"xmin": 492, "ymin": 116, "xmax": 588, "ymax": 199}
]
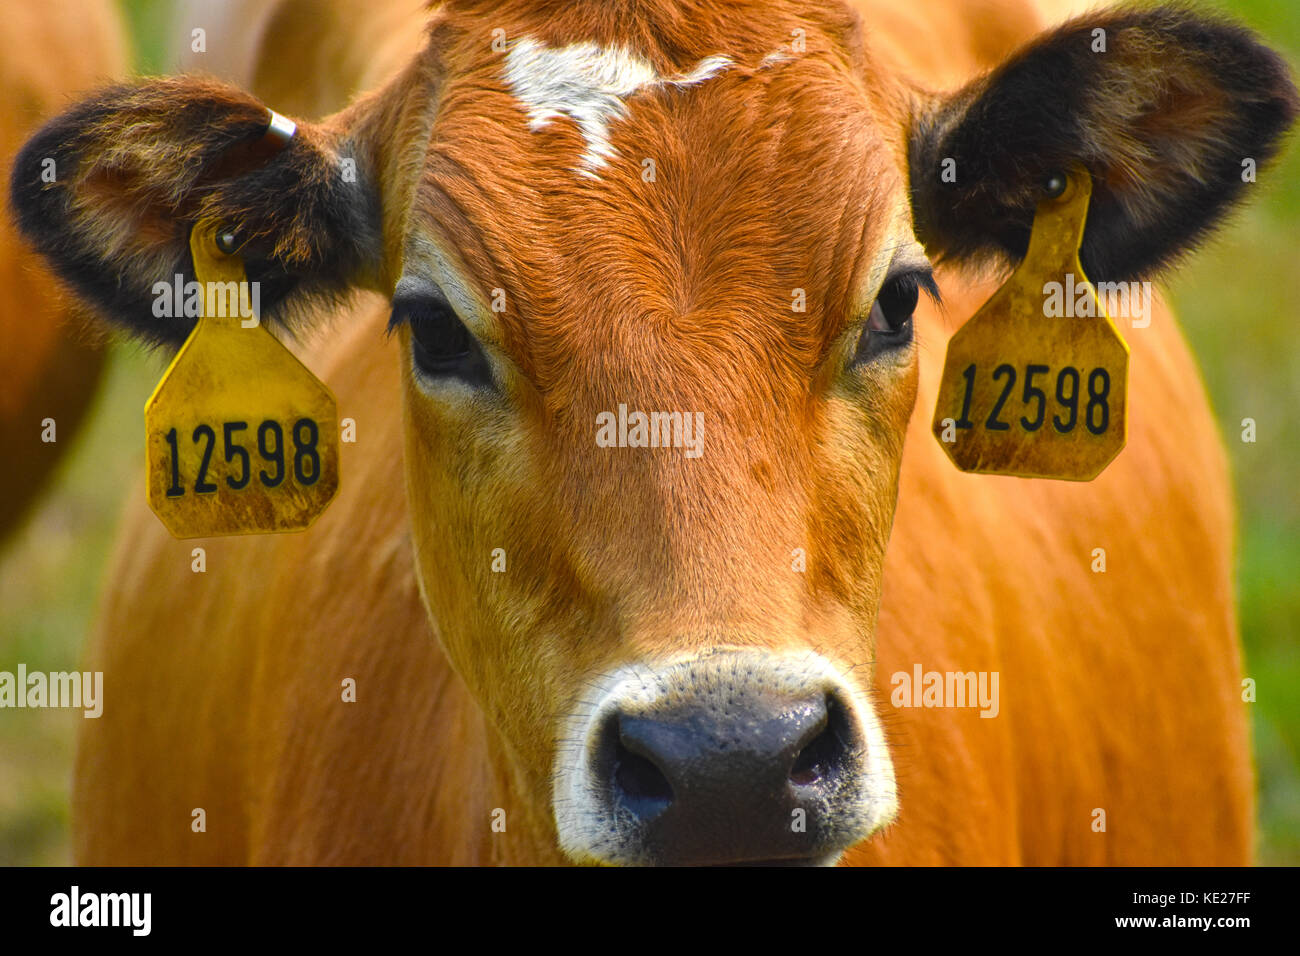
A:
[
  {"xmin": 65, "ymin": 0, "xmax": 1252, "ymax": 866},
  {"xmin": 0, "ymin": 0, "xmax": 126, "ymax": 539},
  {"xmin": 79, "ymin": 265, "xmax": 1246, "ymax": 866},
  {"xmin": 171, "ymin": 0, "xmax": 428, "ymax": 117}
]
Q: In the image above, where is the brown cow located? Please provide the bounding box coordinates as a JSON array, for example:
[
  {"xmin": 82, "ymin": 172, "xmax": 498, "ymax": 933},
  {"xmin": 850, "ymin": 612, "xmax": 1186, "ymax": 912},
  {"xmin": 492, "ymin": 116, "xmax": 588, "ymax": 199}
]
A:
[
  {"xmin": 10, "ymin": 0, "xmax": 1295, "ymax": 864},
  {"xmin": 0, "ymin": 0, "xmax": 126, "ymax": 539},
  {"xmin": 170, "ymin": 0, "xmax": 428, "ymax": 118}
]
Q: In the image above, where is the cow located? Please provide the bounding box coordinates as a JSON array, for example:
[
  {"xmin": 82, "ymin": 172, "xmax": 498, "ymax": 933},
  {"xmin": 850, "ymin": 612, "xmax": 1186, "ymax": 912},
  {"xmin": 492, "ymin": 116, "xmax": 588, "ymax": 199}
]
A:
[
  {"xmin": 9, "ymin": 0, "xmax": 1296, "ymax": 865},
  {"xmin": 170, "ymin": 0, "xmax": 429, "ymax": 118},
  {"xmin": 0, "ymin": 0, "xmax": 126, "ymax": 540}
]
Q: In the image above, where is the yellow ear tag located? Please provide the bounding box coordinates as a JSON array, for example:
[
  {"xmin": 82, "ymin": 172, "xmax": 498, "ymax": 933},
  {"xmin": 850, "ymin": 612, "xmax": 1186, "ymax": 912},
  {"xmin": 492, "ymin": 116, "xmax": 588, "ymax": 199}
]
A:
[
  {"xmin": 931, "ymin": 170, "xmax": 1129, "ymax": 480},
  {"xmin": 144, "ymin": 220, "xmax": 339, "ymax": 537}
]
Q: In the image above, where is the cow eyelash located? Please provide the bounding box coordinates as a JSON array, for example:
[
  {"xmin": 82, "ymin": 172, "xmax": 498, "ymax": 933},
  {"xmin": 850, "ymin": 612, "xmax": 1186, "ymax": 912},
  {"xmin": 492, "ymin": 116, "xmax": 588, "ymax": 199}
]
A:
[
  {"xmin": 851, "ymin": 270, "xmax": 940, "ymax": 366},
  {"xmin": 388, "ymin": 290, "xmax": 495, "ymax": 389}
]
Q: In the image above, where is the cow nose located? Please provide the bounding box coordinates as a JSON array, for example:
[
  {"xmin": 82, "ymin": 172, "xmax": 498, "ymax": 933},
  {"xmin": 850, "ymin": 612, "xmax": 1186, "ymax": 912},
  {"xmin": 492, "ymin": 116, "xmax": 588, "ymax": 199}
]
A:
[
  {"xmin": 551, "ymin": 647, "xmax": 901, "ymax": 866},
  {"xmin": 603, "ymin": 690, "xmax": 854, "ymax": 863}
]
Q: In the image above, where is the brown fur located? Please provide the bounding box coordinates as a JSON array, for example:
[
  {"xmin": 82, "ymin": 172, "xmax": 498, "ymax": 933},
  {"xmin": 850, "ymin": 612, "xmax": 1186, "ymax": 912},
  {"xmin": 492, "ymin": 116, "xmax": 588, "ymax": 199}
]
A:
[
  {"xmin": 173, "ymin": 0, "xmax": 429, "ymax": 117},
  {"xmin": 0, "ymin": 0, "xmax": 126, "ymax": 538}
]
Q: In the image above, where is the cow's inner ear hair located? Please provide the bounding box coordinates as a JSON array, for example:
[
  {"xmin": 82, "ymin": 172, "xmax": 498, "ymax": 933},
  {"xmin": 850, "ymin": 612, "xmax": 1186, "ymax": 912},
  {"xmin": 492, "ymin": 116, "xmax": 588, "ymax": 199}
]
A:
[
  {"xmin": 9, "ymin": 79, "xmax": 384, "ymax": 349},
  {"xmin": 201, "ymin": 109, "xmax": 298, "ymax": 186},
  {"xmin": 906, "ymin": 5, "xmax": 1300, "ymax": 286}
]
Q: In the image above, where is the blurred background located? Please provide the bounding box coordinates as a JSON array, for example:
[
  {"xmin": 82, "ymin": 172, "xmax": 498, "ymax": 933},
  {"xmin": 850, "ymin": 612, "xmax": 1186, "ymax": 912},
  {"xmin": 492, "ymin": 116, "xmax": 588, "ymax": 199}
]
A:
[{"xmin": 0, "ymin": 0, "xmax": 1296, "ymax": 864}]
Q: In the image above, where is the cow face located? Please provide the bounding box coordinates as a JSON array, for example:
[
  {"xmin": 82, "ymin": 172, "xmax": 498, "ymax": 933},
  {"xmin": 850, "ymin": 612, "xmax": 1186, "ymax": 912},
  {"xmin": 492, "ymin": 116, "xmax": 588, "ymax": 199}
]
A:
[
  {"xmin": 12, "ymin": 1, "xmax": 1295, "ymax": 864},
  {"xmin": 393, "ymin": 3, "xmax": 928, "ymax": 866}
]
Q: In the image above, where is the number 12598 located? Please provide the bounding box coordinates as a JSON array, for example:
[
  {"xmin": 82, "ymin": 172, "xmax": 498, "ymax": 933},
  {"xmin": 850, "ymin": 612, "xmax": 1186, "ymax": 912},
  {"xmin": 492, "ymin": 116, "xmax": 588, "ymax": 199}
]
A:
[
  {"xmin": 953, "ymin": 363, "xmax": 1112, "ymax": 435},
  {"xmin": 162, "ymin": 418, "xmax": 321, "ymax": 497}
]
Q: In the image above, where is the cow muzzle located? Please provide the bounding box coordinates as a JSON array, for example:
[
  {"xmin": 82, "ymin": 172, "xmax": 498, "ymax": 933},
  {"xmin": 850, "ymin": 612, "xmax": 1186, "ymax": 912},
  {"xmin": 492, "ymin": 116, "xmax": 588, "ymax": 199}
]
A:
[{"xmin": 553, "ymin": 648, "xmax": 896, "ymax": 865}]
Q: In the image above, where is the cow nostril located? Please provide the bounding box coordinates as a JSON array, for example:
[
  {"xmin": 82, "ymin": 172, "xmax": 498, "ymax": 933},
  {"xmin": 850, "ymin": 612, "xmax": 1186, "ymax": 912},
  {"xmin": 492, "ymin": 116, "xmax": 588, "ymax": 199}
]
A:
[
  {"xmin": 613, "ymin": 738, "xmax": 673, "ymax": 815},
  {"xmin": 789, "ymin": 696, "xmax": 850, "ymax": 787},
  {"xmin": 789, "ymin": 725, "xmax": 835, "ymax": 785}
]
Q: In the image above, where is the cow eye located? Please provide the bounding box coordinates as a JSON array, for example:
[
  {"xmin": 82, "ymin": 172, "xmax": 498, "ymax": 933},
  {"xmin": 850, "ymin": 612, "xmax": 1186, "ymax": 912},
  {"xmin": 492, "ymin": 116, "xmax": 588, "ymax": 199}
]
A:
[
  {"xmin": 388, "ymin": 289, "xmax": 494, "ymax": 389},
  {"xmin": 851, "ymin": 271, "xmax": 937, "ymax": 365}
]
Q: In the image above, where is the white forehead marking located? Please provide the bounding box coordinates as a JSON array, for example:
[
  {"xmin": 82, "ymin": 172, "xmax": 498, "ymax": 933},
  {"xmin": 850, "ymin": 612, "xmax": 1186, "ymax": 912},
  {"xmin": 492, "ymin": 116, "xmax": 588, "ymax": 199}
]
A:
[{"xmin": 503, "ymin": 36, "xmax": 731, "ymax": 178}]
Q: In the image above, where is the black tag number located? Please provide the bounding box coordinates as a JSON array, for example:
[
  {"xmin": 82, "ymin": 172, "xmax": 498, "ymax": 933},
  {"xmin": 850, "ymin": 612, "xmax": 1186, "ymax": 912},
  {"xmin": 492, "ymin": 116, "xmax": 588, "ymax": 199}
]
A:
[
  {"xmin": 224, "ymin": 421, "xmax": 250, "ymax": 490},
  {"xmin": 1020, "ymin": 364, "xmax": 1049, "ymax": 432},
  {"xmin": 193, "ymin": 425, "xmax": 218, "ymax": 494},
  {"xmin": 956, "ymin": 363, "xmax": 1112, "ymax": 436},
  {"xmin": 985, "ymin": 364, "xmax": 1016, "ymax": 432},
  {"xmin": 162, "ymin": 417, "xmax": 324, "ymax": 497},
  {"xmin": 292, "ymin": 418, "xmax": 321, "ymax": 486},
  {"xmin": 258, "ymin": 421, "xmax": 284, "ymax": 488},
  {"xmin": 1086, "ymin": 368, "xmax": 1111, "ymax": 435},
  {"xmin": 1053, "ymin": 367, "xmax": 1080, "ymax": 433}
]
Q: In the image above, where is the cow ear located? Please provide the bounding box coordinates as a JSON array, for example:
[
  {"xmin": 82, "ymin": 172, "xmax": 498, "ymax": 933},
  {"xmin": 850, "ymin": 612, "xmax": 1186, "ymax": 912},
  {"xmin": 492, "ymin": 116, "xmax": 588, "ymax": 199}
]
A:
[
  {"xmin": 9, "ymin": 78, "xmax": 383, "ymax": 346},
  {"xmin": 908, "ymin": 6, "xmax": 1300, "ymax": 283}
]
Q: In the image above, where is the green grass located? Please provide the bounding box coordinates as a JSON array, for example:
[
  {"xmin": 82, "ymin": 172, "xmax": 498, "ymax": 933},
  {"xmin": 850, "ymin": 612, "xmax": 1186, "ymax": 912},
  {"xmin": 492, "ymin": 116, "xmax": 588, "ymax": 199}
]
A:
[
  {"xmin": 119, "ymin": 0, "xmax": 173, "ymax": 74},
  {"xmin": 0, "ymin": 344, "xmax": 159, "ymax": 865},
  {"xmin": 0, "ymin": 0, "xmax": 1296, "ymax": 865},
  {"xmin": 0, "ymin": 0, "xmax": 164, "ymax": 845},
  {"xmin": 1169, "ymin": 0, "xmax": 1300, "ymax": 869}
]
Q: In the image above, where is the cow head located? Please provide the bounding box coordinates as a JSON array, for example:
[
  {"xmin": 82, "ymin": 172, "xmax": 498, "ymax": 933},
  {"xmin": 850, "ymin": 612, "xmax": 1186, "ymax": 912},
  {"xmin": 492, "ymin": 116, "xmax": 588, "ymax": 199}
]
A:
[{"xmin": 12, "ymin": 0, "xmax": 1295, "ymax": 864}]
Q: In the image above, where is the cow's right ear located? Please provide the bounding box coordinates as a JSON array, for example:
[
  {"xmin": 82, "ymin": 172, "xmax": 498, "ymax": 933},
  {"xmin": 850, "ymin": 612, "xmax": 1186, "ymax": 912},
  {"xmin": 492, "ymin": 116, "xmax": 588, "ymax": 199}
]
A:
[
  {"xmin": 906, "ymin": 6, "xmax": 1300, "ymax": 284},
  {"xmin": 9, "ymin": 78, "xmax": 384, "ymax": 346}
]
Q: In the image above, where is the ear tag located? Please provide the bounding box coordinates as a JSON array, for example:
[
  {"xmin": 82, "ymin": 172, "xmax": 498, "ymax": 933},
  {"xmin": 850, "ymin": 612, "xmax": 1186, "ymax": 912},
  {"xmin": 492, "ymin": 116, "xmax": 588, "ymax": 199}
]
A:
[
  {"xmin": 930, "ymin": 170, "xmax": 1129, "ymax": 480},
  {"xmin": 144, "ymin": 220, "xmax": 339, "ymax": 537}
]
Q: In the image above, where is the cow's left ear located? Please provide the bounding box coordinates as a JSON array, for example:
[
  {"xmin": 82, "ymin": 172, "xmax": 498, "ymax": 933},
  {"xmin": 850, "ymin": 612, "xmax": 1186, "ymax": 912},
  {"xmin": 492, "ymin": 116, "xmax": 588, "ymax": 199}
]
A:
[
  {"xmin": 9, "ymin": 78, "xmax": 387, "ymax": 346},
  {"xmin": 908, "ymin": 6, "xmax": 1299, "ymax": 282}
]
